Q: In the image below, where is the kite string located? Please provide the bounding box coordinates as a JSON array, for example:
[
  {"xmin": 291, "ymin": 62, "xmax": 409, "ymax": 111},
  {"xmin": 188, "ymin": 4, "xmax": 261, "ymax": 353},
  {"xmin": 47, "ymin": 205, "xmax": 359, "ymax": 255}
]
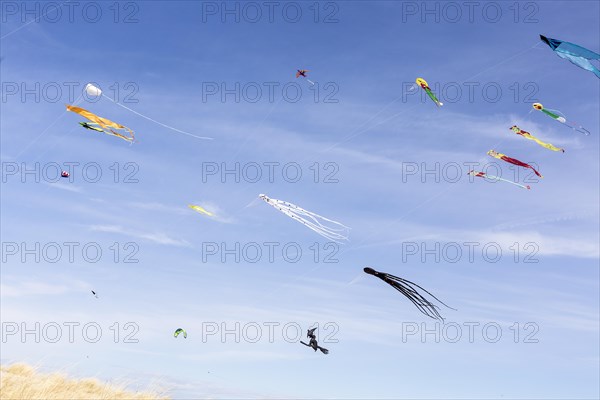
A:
[
  {"xmin": 311, "ymin": 85, "xmax": 421, "ymax": 157},
  {"xmin": 223, "ymin": 87, "xmax": 416, "ymax": 218},
  {"xmin": 219, "ymin": 73, "xmax": 420, "ymax": 214},
  {"xmin": 0, "ymin": 0, "xmax": 71, "ymax": 40},
  {"xmin": 100, "ymin": 94, "xmax": 214, "ymax": 141},
  {"xmin": 232, "ymin": 75, "xmax": 319, "ymax": 161},
  {"xmin": 322, "ymin": 42, "xmax": 544, "ymax": 155},
  {"xmin": 312, "ymin": 103, "xmax": 420, "ymax": 157},
  {"xmin": 12, "ymin": 94, "xmax": 83, "ymax": 160},
  {"xmin": 231, "ymin": 95, "xmax": 285, "ymax": 159},
  {"xmin": 310, "ymin": 41, "xmax": 544, "ymax": 157},
  {"xmin": 456, "ymin": 41, "xmax": 542, "ymax": 85},
  {"xmin": 32, "ymin": 125, "xmax": 80, "ymax": 163}
]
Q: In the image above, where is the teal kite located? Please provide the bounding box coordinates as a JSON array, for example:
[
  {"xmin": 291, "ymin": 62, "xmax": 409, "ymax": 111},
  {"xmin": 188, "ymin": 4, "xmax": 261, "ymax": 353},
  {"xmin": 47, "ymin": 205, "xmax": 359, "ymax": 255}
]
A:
[{"xmin": 540, "ymin": 35, "xmax": 600, "ymax": 78}]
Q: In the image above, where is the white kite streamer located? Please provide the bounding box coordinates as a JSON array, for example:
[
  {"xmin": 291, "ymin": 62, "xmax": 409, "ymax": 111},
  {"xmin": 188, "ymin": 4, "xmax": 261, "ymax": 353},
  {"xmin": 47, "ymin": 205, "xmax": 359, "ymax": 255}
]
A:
[{"xmin": 259, "ymin": 194, "xmax": 350, "ymax": 242}]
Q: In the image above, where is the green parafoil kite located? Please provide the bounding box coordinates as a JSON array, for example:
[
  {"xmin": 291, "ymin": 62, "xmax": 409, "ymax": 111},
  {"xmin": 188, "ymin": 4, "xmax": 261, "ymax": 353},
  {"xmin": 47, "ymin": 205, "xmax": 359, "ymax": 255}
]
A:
[{"xmin": 174, "ymin": 328, "xmax": 187, "ymax": 339}]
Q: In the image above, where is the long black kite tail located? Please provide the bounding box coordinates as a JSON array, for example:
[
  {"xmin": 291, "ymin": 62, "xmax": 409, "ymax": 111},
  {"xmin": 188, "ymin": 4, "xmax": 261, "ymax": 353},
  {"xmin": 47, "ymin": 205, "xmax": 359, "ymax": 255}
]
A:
[{"xmin": 364, "ymin": 267, "xmax": 455, "ymax": 321}]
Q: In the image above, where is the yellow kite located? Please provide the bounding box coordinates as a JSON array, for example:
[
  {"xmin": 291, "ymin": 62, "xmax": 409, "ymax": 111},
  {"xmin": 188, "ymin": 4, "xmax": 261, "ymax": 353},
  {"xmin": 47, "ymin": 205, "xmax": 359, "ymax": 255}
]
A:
[
  {"xmin": 66, "ymin": 105, "xmax": 135, "ymax": 143},
  {"xmin": 510, "ymin": 125, "xmax": 564, "ymax": 153},
  {"xmin": 188, "ymin": 204, "xmax": 213, "ymax": 217}
]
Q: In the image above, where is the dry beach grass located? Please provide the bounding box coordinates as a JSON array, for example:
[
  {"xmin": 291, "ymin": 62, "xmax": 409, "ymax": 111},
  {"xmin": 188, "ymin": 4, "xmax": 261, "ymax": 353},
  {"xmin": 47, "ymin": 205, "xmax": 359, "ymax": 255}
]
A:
[{"xmin": 0, "ymin": 363, "xmax": 168, "ymax": 400}]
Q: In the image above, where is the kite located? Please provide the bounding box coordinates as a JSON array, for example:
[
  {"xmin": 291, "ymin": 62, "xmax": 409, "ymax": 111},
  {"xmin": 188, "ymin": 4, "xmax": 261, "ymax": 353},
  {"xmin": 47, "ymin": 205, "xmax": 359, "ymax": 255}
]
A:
[
  {"xmin": 487, "ymin": 150, "xmax": 543, "ymax": 178},
  {"xmin": 67, "ymin": 105, "xmax": 135, "ymax": 143},
  {"xmin": 295, "ymin": 69, "xmax": 314, "ymax": 85},
  {"xmin": 510, "ymin": 125, "xmax": 565, "ymax": 153},
  {"xmin": 300, "ymin": 327, "xmax": 329, "ymax": 354},
  {"xmin": 174, "ymin": 328, "xmax": 187, "ymax": 339},
  {"xmin": 363, "ymin": 267, "xmax": 454, "ymax": 321},
  {"xmin": 416, "ymin": 77, "xmax": 443, "ymax": 107},
  {"xmin": 532, "ymin": 103, "xmax": 590, "ymax": 135},
  {"xmin": 540, "ymin": 35, "xmax": 600, "ymax": 78},
  {"xmin": 61, "ymin": 171, "xmax": 70, "ymax": 178},
  {"xmin": 91, "ymin": 290, "xmax": 98, "ymax": 298},
  {"xmin": 468, "ymin": 170, "xmax": 530, "ymax": 190},
  {"xmin": 81, "ymin": 83, "xmax": 213, "ymax": 140},
  {"xmin": 188, "ymin": 204, "xmax": 213, "ymax": 217},
  {"xmin": 259, "ymin": 194, "xmax": 350, "ymax": 242}
]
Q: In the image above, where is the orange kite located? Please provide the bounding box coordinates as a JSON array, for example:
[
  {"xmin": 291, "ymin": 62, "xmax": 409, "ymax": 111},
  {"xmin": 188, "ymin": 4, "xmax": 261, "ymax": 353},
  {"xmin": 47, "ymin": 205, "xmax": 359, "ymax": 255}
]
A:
[{"xmin": 66, "ymin": 105, "xmax": 134, "ymax": 143}]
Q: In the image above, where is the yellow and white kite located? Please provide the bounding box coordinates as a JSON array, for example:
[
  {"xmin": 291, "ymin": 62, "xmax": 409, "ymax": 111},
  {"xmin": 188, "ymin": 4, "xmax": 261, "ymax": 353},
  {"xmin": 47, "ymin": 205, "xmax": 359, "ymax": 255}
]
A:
[{"xmin": 510, "ymin": 125, "xmax": 564, "ymax": 153}]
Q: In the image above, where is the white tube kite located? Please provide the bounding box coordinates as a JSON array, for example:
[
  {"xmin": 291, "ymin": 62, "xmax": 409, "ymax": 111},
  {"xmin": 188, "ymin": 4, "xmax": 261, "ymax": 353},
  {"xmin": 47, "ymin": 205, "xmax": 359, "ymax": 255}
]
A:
[
  {"xmin": 259, "ymin": 194, "xmax": 350, "ymax": 242},
  {"xmin": 468, "ymin": 170, "xmax": 531, "ymax": 190}
]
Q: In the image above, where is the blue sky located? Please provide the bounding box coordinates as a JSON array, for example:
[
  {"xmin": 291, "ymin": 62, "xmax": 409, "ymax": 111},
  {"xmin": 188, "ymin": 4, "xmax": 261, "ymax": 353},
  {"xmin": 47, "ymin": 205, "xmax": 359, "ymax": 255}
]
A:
[{"xmin": 1, "ymin": 1, "xmax": 599, "ymax": 398}]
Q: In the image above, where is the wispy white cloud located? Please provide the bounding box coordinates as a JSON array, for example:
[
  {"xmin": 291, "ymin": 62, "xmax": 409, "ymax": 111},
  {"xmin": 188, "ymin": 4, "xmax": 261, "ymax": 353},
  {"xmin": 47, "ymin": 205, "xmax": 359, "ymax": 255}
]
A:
[
  {"xmin": 490, "ymin": 211, "xmax": 599, "ymax": 231},
  {"xmin": 180, "ymin": 350, "xmax": 304, "ymax": 363},
  {"xmin": 351, "ymin": 221, "xmax": 599, "ymax": 259},
  {"xmin": 42, "ymin": 181, "xmax": 83, "ymax": 193},
  {"xmin": 89, "ymin": 224, "xmax": 190, "ymax": 247},
  {"xmin": 129, "ymin": 201, "xmax": 237, "ymax": 224},
  {"xmin": 1, "ymin": 279, "xmax": 89, "ymax": 297},
  {"xmin": 127, "ymin": 201, "xmax": 188, "ymax": 215}
]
